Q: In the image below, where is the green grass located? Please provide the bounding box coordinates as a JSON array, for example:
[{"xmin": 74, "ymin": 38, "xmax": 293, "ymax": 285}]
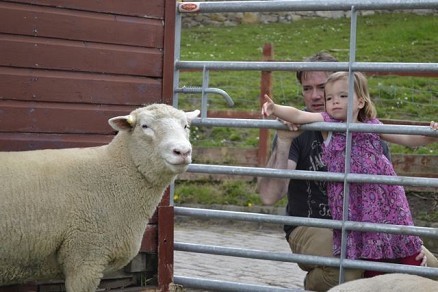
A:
[
  {"xmin": 174, "ymin": 12, "xmax": 438, "ymax": 215},
  {"xmin": 174, "ymin": 180, "xmax": 269, "ymax": 206}
]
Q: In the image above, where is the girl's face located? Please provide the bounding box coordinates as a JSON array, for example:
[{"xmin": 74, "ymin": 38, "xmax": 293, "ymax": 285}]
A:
[{"xmin": 324, "ymin": 78, "xmax": 364, "ymax": 122}]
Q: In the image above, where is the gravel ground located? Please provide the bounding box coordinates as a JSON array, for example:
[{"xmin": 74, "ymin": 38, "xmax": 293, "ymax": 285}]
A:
[{"xmin": 174, "ymin": 218, "xmax": 307, "ymax": 291}]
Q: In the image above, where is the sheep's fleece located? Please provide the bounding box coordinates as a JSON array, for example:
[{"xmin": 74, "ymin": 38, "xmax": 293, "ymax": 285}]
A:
[
  {"xmin": 328, "ymin": 273, "xmax": 438, "ymax": 292},
  {"xmin": 0, "ymin": 104, "xmax": 199, "ymax": 291}
]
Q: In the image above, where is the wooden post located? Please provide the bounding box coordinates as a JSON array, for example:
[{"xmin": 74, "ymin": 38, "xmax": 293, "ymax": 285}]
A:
[
  {"xmin": 259, "ymin": 43, "xmax": 274, "ymax": 166},
  {"xmin": 157, "ymin": 189, "xmax": 174, "ymax": 291}
]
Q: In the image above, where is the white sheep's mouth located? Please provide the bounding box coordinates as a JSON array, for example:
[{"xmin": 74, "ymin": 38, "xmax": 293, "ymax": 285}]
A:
[{"xmin": 164, "ymin": 159, "xmax": 191, "ymax": 173}]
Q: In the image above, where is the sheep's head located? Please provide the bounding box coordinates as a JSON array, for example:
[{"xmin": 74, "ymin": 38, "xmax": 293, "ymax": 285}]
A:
[{"xmin": 108, "ymin": 104, "xmax": 200, "ymax": 178}]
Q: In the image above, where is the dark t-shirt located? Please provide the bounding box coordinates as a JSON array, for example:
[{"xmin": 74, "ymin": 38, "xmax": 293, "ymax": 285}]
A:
[{"xmin": 283, "ymin": 131, "xmax": 330, "ymax": 240}]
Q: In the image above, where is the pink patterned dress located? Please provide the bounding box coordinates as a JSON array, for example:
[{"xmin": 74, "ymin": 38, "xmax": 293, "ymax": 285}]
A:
[{"xmin": 321, "ymin": 112, "xmax": 422, "ymax": 260}]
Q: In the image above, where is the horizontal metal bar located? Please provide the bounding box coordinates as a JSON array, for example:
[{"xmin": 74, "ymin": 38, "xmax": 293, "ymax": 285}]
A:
[
  {"xmin": 175, "ymin": 207, "xmax": 438, "ymax": 238},
  {"xmin": 187, "ymin": 164, "xmax": 438, "ymax": 188},
  {"xmin": 174, "ymin": 242, "xmax": 438, "ymax": 278},
  {"xmin": 176, "ymin": 61, "xmax": 438, "ymax": 74},
  {"xmin": 174, "ymin": 275, "xmax": 296, "ymax": 292},
  {"xmin": 178, "ymin": 0, "xmax": 438, "ymax": 13},
  {"xmin": 191, "ymin": 118, "xmax": 438, "ymax": 136}
]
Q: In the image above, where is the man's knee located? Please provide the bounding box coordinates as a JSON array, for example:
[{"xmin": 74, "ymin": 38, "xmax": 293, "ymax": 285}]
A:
[
  {"xmin": 343, "ymin": 268, "xmax": 364, "ymax": 282},
  {"xmin": 305, "ymin": 267, "xmax": 363, "ymax": 291},
  {"xmin": 305, "ymin": 266, "xmax": 339, "ymax": 291}
]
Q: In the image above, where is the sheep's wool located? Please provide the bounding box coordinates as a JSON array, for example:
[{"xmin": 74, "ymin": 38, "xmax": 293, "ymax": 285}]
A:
[
  {"xmin": 328, "ymin": 273, "xmax": 438, "ymax": 292},
  {"xmin": 0, "ymin": 104, "xmax": 199, "ymax": 292}
]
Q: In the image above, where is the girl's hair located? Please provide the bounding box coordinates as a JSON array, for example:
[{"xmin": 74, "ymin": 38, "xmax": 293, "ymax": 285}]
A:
[{"xmin": 325, "ymin": 71, "xmax": 377, "ymax": 122}]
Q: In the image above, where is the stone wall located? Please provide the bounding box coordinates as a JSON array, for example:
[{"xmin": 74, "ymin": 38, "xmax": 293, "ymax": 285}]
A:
[{"xmin": 180, "ymin": 1, "xmax": 435, "ymax": 28}]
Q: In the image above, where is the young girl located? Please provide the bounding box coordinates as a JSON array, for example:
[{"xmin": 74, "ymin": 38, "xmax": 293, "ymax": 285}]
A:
[{"xmin": 262, "ymin": 71, "xmax": 438, "ymax": 276}]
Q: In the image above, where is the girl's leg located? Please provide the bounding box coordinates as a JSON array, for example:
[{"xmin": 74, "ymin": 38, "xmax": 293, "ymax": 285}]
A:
[
  {"xmin": 363, "ymin": 252, "xmax": 422, "ymax": 278},
  {"xmin": 363, "ymin": 259, "xmax": 386, "ymax": 278},
  {"xmin": 399, "ymin": 252, "xmax": 422, "ymax": 266}
]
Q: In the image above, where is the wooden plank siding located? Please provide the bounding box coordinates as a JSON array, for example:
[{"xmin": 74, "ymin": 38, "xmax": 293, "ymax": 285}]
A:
[
  {"xmin": 0, "ymin": 0, "xmax": 170, "ymax": 151},
  {"xmin": 0, "ymin": 67, "xmax": 161, "ymax": 105},
  {"xmin": 0, "ymin": 35, "xmax": 162, "ymax": 76},
  {"xmin": 4, "ymin": 0, "xmax": 165, "ymax": 18},
  {"xmin": 0, "ymin": 2, "xmax": 164, "ymax": 47},
  {"xmin": 0, "ymin": 0, "xmax": 176, "ymax": 290}
]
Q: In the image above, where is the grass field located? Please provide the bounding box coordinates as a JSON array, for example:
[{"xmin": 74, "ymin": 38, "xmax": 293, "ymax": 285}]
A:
[{"xmin": 174, "ymin": 12, "xmax": 438, "ymax": 220}]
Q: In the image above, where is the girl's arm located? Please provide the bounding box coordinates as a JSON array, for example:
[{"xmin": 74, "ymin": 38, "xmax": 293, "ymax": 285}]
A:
[
  {"xmin": 262, "ymin": 94, "xmax": 323, "ymax": 124},
  {"xmin": 380, "ymin": 121, "xmax": 438, "ymax": 147}
]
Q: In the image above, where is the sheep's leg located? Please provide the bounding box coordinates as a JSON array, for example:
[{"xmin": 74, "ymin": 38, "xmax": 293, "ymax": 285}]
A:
[
  {"xmin": 63, "ymin": 263, "xmax": 105, "ymax": 292},
  {"xmin": 58, "ymin": 238, "xmax": 108, "ymax": 292},
  {"xmin": 61, "ymin": 253, "xmax": 106, "ymax": 292}
]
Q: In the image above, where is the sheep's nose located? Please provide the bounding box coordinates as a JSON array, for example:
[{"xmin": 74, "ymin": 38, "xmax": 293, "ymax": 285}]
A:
[{"xmin": 173, "ymin": 147, "xmax": 192, "ymax": 158}]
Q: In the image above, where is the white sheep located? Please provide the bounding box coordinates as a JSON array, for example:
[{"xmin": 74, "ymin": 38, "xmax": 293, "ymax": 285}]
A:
[
  {"xmin": 328, "ymin": 273, "xmax": 438, "ymax": 292},
  {"xmin": 0, "ymin": 104, "xmax": 200, "ymax": 292}
]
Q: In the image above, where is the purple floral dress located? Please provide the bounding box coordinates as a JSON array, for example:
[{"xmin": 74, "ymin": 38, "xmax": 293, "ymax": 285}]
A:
[{"xmin": 321, "ymin": 112, "xmax": 422, "ymax": 260}]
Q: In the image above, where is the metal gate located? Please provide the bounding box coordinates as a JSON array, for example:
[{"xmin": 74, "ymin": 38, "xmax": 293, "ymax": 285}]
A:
[{"xmin": 172, "ymin": 1, "xmax": 438, "ymax": 291}]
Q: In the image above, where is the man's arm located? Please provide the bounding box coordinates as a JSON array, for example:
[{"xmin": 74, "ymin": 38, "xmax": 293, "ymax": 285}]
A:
[{"xmin": 257, "ymin": 130, "xmax": 298, "ymax": 206}]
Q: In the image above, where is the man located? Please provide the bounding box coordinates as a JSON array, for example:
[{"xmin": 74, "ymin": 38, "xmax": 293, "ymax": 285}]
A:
[{"xmin": 257, "ymin": 52, "xmax": 437, "ymax": 291}]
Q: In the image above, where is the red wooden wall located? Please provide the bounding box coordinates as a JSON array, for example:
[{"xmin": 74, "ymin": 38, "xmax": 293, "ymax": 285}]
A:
[
  {"xmin": 0, "ymin": 0, "xmax": 174, "ymax": 150},
  {"xmin": 0, "ymin": 0, "xmax": 176, "ymax": 290}
]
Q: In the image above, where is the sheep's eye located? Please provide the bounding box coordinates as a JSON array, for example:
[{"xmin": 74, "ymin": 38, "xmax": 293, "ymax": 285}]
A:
[
  {"xmin": 184, "ymin": 124, "xmax": 190, "ymax": 130},
  {"xmin": 142, "ymin": 124, "xmax": 148, "ymax": 129}
]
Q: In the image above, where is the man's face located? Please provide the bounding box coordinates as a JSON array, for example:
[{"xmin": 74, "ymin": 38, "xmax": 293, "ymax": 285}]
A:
[{"xmin": 301, "ymin": 71, "xmax": 330, "ymax": 113}]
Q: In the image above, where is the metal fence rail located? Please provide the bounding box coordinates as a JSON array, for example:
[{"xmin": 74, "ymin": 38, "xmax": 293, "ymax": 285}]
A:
[
  {"xmin": 175, "ymin": 207, "xmax": 438, "ymax": 242},
  {"xmin": 187, "ymin": 164, "xmax": 438, "ymax": 188},
  {"xmin": 176, "ymin": 61, "xmax": 438, "ymax": 74},
  {"xmin": 173, "ymin": 0, "xmax": 438, "ymax": 291},
  {"xmin": 174, "ymin": 275, "xmax": 298, "ymax": 292},
  {"xmin": 178, "ymin": 0, "xmax": 438, "ymax": 13}
]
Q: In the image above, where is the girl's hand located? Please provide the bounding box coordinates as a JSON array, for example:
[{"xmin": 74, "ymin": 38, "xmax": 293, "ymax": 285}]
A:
[
  {"xmin": 430, "ymin": 121, "xmax": 438, "ymax": 130},
  {"xmin": 261, "ymin": 94, "xmax": 275, "ymax": 118}
]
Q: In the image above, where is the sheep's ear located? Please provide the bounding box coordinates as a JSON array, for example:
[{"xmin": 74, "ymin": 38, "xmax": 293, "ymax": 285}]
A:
[
  {"xmin": 185, "ymin": 110, "xmax": 200, "ymax": 122},
  {"xmin": 108, "ymin": 115, "xmax": 135, "ymax": 131}
]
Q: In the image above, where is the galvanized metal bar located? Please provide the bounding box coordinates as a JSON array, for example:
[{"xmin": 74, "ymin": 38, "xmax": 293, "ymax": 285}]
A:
[
  {"xmin": 191, "ymin": 118, "xmax": 438, "ymax": 136},
  {"xmin": 173, "ymin": 8, "xmax": 182, "ymax": 108},
  {"xmin": 201, "ymin": 67, "xmax": 210, "ymax": 119},
  {"xmin": 174, "ymin": 275, "xmax": 298, "ymax": 292},
  {"xmin": 171, "ymin": 4, "xmax": 184, "ymax": 203},
  {"xmin": 175, "ymin": 86, "xmax": 235, "ymax": 107},
  {"xmin": 174, "ymin": 207, "xmax": 438, "ymax": 238},
  {"xmin": 178, "ymin": 0, "xmax": 438, "ymax": 13},
  {"xmin": 187, "ymin": 164, "xmax": 438, "ymax": 188},
  {"xmin": 176, "ymin": 61, "xmax": 438, "ymax": 74},
  {"xmin": 338, "ymin": 7, "xmax": 358, "ymax": 282},
  {"xmin": 174, "ymin": 242, "xmax": 438, "ymax": 277}
]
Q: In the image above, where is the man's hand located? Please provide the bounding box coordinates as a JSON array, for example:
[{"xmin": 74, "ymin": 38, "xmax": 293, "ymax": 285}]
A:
[{"xmin": 417, "ymin": 246, "xmax": 427, "ymax": 267}]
